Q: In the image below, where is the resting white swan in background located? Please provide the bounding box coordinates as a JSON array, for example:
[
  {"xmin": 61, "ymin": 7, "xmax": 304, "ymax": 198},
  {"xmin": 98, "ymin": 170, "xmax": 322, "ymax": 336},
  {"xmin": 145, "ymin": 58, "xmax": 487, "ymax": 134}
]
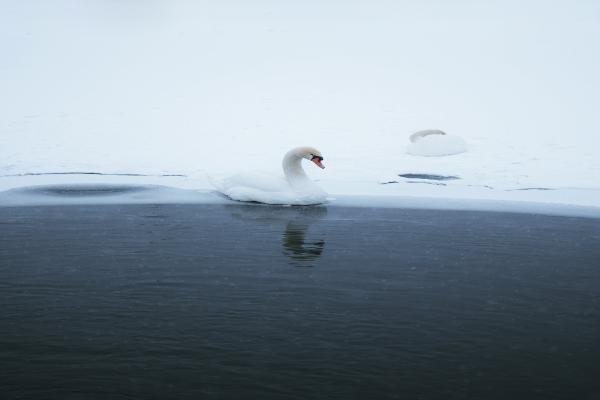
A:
[
  {"xmin": 407, "ymin": 129, "xmax": 467, "ymax": 156},
  {"xmin": 211, "ymin": 146, "xmax": 328, "ymax": 205}
]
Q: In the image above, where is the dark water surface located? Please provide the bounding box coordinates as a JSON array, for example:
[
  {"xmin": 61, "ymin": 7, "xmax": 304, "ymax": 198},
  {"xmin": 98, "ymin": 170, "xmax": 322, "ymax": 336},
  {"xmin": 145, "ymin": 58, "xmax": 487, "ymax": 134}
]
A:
[{"xmin": 1, "ymin": 204, "xmax": 599, "ymax": 400}]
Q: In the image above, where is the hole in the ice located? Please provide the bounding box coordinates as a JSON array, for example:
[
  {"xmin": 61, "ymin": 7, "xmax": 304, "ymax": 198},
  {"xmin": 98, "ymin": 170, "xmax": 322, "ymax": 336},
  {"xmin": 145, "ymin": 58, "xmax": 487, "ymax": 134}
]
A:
[
  {"xmin": 398, "ymin": 173, "xmax": 460, "ymax": 181},
  {"xmin": 22, "ymin": 185, "xmax": 152, "ymax": 197}
]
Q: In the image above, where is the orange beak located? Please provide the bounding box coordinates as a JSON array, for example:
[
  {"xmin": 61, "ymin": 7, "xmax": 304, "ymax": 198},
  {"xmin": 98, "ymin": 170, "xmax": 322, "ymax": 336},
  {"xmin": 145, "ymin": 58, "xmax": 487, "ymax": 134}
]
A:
[{"xmin": 311, "ymin": 157, "xmax": 325, "ymax": 169}]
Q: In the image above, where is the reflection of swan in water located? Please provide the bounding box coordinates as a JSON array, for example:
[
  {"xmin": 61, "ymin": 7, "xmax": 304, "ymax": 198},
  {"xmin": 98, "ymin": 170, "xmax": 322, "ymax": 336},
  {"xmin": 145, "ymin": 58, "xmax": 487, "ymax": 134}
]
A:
[
  {"xmin": 283, "ymin": 219, "xmax": 324, "ymax": 262},
  {"xmin": 226, "ymin": 204, "xmax": 327, "ymax": 265}
]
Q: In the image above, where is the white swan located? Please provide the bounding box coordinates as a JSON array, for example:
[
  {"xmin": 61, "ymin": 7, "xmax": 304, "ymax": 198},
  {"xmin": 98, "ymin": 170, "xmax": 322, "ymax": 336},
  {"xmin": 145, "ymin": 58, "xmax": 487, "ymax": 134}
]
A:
[
  {"xmin": 211, "ymin": 146, "xmax": 328, "ymax": 205},
  {"xmin": 407, "ymin": 129, "xmax": 467, "ymax": 156}
]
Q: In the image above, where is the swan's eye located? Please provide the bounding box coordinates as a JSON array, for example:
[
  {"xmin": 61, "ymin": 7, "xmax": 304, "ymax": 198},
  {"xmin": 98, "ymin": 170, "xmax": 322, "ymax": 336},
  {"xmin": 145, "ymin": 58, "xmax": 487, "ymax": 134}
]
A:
[{"xmin": 311, "ymin": 155, "xmax": 323, "ymax": 161}]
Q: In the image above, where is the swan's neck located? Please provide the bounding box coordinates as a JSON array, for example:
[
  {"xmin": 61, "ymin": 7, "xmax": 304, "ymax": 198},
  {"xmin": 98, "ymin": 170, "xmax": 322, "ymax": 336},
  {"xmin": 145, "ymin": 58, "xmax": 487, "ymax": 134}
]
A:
[{"xmin": 282, "ymin": 151, "xmax": 309, "ymax": 187}]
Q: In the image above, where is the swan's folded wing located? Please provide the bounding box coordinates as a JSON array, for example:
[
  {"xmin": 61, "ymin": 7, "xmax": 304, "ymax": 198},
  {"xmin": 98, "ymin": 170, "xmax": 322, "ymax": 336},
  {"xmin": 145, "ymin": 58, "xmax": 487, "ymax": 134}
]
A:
[
  {"xmin": 215, "ymin": 172, "xmax": 287, "ymax": 193},
  {"xmin": 210, "ymin": 172, "xmax": 327, "ymax": 205}
]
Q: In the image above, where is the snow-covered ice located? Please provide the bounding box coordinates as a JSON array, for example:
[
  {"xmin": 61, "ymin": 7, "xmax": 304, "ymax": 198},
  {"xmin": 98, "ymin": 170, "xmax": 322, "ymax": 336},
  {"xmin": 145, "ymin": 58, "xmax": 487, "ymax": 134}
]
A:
[{"xmin": 1, "ymin": 1, "xmax": 599, "ymax": 214}]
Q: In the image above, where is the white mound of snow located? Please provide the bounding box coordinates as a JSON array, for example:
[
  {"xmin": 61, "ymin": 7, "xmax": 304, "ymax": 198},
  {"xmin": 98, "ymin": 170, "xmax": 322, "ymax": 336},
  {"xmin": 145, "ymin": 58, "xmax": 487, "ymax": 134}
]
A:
[{"xmin": 407, "ymin": 131, "xmax": 467, "ymax": 157}]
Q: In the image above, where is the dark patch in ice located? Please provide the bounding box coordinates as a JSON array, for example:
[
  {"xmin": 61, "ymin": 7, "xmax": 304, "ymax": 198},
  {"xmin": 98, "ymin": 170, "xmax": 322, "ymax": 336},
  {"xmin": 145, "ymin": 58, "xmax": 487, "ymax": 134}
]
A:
[
  {"xmin": 1, "ymin": 184, "xmax": 221, "ymax": 207},
  {"xmin": 1, "ymin": 172, "xmax": 186, "ymax": 178},
  {"xmin": 21, "ymin": 184, "xmax": 152, "ymax": 197},
  {"xmin": 399, "ymin": 173, "xmax": 460, "ymax": 181},
  {"xmin": 381, "ymin": 181, "xmax": 398, "ymax": 185}
]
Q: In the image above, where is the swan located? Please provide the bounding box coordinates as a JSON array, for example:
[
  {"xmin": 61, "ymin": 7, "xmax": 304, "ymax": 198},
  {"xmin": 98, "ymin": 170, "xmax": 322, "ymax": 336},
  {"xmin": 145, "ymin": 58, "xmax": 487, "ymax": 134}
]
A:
[
  {"xmin": 407, "ymin": 129, "xmax": 467, "ymax": 156},
  {"xmin": 211, "ymin": 146, "xmax": 328, "ymax": 205}
]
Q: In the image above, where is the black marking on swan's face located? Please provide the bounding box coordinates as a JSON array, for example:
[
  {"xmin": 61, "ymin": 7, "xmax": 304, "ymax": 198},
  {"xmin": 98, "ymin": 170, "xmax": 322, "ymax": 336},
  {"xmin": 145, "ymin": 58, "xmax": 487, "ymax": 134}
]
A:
[{"xmin": 309, "ymin": 153, "xmax": 325, "ymax": 169}]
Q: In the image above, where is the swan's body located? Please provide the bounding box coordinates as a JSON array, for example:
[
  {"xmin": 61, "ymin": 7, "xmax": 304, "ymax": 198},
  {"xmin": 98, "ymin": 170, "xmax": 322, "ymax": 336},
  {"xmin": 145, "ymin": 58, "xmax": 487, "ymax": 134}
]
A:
[
  {"xmin": 211, "ymin": 147, "xmax": 328, "ymax": 205},
  {"xmin": 407, "ymin": 129, "xmax": 467, "ymax": 156}
]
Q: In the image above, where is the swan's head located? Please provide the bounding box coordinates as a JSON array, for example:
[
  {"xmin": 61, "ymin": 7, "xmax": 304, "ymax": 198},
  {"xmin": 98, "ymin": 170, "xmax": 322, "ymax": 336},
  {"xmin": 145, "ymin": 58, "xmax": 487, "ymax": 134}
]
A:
[{"xmin": 295, "ymin": 146, "xmax": 325, "ymax": 169}]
